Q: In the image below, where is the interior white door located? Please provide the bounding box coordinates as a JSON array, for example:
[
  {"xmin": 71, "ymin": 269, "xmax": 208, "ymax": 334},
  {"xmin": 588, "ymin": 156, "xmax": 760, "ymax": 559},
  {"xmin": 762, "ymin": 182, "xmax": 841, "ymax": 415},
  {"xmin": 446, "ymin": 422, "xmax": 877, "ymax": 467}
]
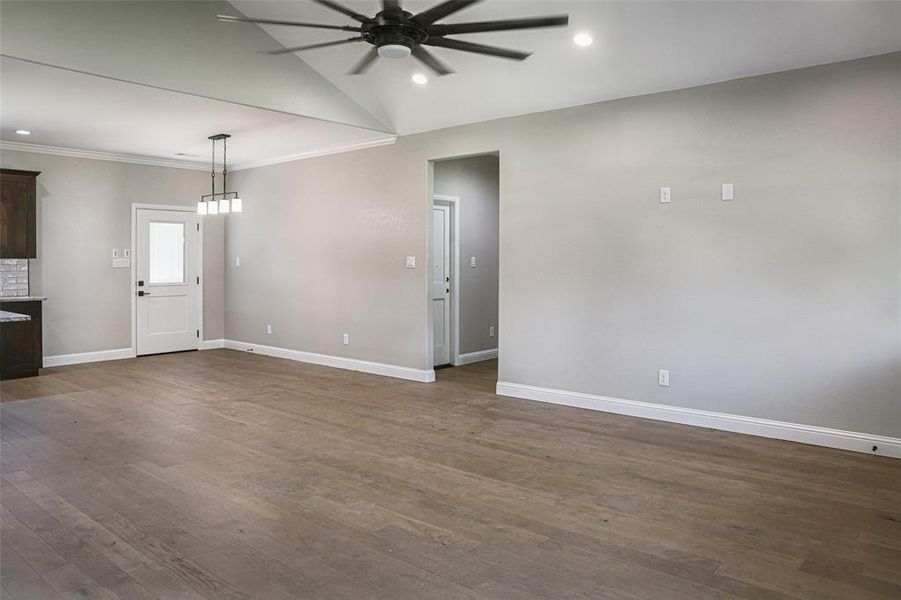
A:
[
  {"xmin": 136, "ymin": 208, "xmax": 201, "ymax": 356},
  {"xmin": 432, "ymin": 204, "xmax": 451, "ymax": 366}
]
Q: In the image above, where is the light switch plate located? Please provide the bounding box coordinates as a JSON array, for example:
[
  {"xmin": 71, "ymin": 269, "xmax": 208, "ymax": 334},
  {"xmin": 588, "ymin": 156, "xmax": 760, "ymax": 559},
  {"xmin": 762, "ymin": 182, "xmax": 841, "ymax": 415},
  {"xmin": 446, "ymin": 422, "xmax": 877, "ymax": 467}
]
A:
[
  {"xmin": 405, "ymin": 256, "xmax": 416, "ymax": 269},
  {"xmin": 235, "ymin": 257, "xmax": 241, "ymax": 267},
  {"xmin": 659, "ymin": 187, "xmax": 671, "ymax": 203},
  {"xmin": 112, "ymin": 249, "xmax": 119, "ymax": 258},
  {"xmin": 470, "ymin": 256, "xmax": 477, "ymax": 268},
  {"xmin": 123, "ymin": 249, "xmax": 130, "ymax": 258},
  {"xmin": 721, "ymin": 183, "xmax": 734, "ymax": 201}
]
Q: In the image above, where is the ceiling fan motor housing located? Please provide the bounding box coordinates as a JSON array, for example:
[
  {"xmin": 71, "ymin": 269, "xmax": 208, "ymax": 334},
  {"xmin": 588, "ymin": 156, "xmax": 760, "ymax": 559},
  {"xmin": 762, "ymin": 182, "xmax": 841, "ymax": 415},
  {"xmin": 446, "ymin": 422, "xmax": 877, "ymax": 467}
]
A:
[{"xmin": 364, "ymin": 10, "xmax": 428, "ymax": 59}]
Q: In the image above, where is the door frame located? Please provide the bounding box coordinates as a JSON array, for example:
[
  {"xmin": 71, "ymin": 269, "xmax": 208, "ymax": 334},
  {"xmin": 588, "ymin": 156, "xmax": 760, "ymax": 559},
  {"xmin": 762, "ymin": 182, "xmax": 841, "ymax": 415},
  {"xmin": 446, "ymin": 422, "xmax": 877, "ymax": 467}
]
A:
[
  {"xmin": 432, "ymin": 194, "xmax": 460, "ymax": 367},
  {"xmin": 130, "ymin": 203, "xmax": 203, "ymax": 356}
]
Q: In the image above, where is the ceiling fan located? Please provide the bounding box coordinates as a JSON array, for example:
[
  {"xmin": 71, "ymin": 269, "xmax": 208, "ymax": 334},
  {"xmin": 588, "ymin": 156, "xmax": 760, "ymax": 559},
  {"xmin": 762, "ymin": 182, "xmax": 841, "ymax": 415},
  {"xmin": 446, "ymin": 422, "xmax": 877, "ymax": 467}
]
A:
[{"xmin": 218, "ymin": 0, "xmax": 569, "ymax": 76}]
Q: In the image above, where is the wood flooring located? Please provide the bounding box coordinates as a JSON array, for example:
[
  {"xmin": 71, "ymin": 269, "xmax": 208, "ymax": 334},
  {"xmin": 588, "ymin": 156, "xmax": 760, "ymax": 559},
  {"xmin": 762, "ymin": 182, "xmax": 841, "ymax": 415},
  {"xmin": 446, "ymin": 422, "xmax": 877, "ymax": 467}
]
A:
[{"xmin": 1, "ymin": 349, "xmax": 899, "ymax": 599}]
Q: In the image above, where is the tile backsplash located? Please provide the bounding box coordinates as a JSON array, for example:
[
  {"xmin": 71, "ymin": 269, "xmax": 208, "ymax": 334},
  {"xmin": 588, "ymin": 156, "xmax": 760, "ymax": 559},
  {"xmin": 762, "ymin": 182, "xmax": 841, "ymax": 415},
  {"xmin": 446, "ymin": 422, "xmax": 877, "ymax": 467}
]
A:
[{"xmin": 0, "ymin": 259, "xmax": 29, "ymax": 297}]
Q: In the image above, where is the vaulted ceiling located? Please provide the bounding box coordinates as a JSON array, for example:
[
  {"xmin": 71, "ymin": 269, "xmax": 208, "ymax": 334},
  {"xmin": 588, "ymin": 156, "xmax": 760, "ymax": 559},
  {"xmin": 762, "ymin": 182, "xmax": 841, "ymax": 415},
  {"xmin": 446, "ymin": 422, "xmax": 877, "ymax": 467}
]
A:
[
  {"xmin": 231, "ymin": 0, "xmax": 901, "ymax": 135},
  {"xmin": 2, "ymin": 1, "xmax": 899, "ymax": 166}
]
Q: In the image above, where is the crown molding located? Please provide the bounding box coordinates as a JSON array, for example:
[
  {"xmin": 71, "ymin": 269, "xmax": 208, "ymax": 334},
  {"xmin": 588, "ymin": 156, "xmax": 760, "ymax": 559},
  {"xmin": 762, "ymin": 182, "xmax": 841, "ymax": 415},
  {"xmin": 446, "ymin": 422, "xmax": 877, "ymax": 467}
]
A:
[
  {"xmin": 0, "ymin": 140, "xmax": 209, "ymax": 170},
  {"xmin": 1, "ymin": 135, "xmax": 399, "ymax": 172},
  {"xmin": 230, "ymin": 135, "xmax": 398, "ymax": 171}
]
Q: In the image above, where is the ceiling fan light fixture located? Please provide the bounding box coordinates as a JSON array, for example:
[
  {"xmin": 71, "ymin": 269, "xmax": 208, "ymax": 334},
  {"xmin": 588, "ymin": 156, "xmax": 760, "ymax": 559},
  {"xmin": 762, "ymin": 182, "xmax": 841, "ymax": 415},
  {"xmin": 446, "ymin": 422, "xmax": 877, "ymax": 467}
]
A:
[
  {"xmin": 223, "ymin": 1, "xmax": 570, "ymax": 76},
  {"xmin": 378, "ymin": 43, "xmax": 412, "ymax": 59}
]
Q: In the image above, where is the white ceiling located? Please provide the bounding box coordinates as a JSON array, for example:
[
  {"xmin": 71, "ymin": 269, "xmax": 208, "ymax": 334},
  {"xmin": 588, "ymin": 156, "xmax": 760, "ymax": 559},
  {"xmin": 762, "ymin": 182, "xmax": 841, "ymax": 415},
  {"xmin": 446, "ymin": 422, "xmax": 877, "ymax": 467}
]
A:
[
  {"xmin": 1, "ymin": 0, "xmax": 388, "ymax": 132},
  {"xmin": 231, "ymin": 0, "xmax": 901, "ymax": 135},
  {"xmin": 2, "ymin": 1, "xmax": 898, "ymax": 167},
  {"xmin": 0, "ymin": 57, "xmax": 395, "ymax": 170}
]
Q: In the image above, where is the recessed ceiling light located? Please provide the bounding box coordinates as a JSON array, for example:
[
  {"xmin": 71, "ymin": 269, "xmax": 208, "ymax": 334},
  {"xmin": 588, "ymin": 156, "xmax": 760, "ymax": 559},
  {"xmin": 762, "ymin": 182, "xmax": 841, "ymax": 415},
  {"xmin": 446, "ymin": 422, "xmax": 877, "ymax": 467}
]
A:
[
  {"xmin": 573, "ymin": 33, "xmax": 593, "ymax": 47},
  {"xmin": 15, "ymin": 130, "xmax": 31, "ymax": 135},
  {"xmin": 411, "ymin": 73, "xmax": 428, "ymax": 86}
]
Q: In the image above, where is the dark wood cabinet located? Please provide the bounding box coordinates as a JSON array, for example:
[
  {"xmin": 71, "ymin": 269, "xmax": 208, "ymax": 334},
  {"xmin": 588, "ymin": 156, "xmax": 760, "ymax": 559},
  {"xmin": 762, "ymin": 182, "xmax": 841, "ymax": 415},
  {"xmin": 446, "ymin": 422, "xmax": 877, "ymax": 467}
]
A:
[
  {"xmin": 1, "ymin": 169, "xmax": 40, "ymax": 258},
  {"xmin": 0, "ymin": 301, "xmax": 43, "ymax": 379}
]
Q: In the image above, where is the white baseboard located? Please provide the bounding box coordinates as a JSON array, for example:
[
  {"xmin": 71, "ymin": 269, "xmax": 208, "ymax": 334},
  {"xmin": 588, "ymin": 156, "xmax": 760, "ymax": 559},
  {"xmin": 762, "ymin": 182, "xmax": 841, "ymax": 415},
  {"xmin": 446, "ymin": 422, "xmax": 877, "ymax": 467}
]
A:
[
  {"xmin": 496, "ymin": 381, "xmax": 901, "ymax": 459},
  {"xmin": 455, "ymin": 348, "xmax": 498, "ymax": 366},
  {"xmin": 224, "ymin": 340, "xmax": 435, "ymax": 383},
  {"xmin": 199, "ymin": 339, "xmax": 225, "ymax": 350},
  {"xmin": 43, "ymin": 347, "xmax": 136, "ymax": 368}
]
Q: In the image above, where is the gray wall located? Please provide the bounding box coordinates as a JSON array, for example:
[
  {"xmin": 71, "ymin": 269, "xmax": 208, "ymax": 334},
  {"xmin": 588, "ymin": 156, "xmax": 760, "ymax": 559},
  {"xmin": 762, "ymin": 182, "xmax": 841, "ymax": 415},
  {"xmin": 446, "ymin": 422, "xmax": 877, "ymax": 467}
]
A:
[
  {"xmin": 0, "ymin": 151, "xmax": 224, "ymax": 356},
  {"xmin": 434, "ymin": 155, "xmax": 500, "ymax": 355},
  {"xmin": 228, "ymin": 53, "xmax": 900, "ymax": 438}
]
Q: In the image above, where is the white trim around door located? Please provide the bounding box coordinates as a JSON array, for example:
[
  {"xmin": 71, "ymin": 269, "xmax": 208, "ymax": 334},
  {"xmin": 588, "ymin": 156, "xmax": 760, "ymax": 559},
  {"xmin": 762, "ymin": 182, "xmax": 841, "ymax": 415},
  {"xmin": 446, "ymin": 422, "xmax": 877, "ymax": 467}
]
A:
[
  {"xmin": 433, "ymin": 194, "xmax": 461, "ymax": 367},
  {"xmin": 131, "ymin": 203, "xmax": 203, "ymax": 356}
]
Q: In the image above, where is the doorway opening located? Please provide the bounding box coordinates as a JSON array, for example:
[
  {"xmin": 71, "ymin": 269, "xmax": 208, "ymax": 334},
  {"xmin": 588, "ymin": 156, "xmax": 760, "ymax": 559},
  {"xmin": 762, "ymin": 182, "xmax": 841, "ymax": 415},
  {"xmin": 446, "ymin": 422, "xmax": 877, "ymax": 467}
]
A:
[
  {"xmin": 428, "ymin": 153, "xmax": 499, "ymax": 373},
  {"xmin": 131, "ymin": 204, "xmax": 203, "ymax": 356}
]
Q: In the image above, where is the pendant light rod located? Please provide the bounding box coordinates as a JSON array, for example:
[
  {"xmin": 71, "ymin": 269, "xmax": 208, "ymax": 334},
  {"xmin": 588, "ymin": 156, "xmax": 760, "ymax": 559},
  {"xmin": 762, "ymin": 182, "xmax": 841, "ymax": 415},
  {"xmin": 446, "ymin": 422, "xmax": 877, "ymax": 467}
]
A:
[
  {"xmin": 200, "ymin": 191, "xmax": 241, "ymax": 200},
  {"xmin": 210, "ymin": 137, "xmax": 216, "ymax": 197},
  {"xmin": 222, "ymin": 135, "xmax": 228, "ymax": 197}
]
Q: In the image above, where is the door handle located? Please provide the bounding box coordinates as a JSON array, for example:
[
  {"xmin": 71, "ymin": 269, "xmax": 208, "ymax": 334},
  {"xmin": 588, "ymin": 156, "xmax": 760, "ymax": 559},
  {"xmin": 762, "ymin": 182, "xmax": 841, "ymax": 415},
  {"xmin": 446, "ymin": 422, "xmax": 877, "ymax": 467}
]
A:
[{"xmin": 137, "ymin": 291, "xmax": 151, "ymax": 297}]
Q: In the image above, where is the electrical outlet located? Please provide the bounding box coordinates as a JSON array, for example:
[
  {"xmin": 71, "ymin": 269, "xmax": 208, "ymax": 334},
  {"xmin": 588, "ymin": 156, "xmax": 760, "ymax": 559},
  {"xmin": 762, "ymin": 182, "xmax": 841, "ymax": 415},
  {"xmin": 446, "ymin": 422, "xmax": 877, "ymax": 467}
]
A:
[
  {"xmin": 658, "ymin": 369, "xmax": 670, "ymax": 387},
  {"xmin": 405, "ymin": 256, "xmax": 416, "ymax": 269},
  {"xmin": 659, "ymin": 187, "xmax": 671, "ymax": 204},
  {"xmin": 343, "ymin": 333, "xmax": 349, "ymax": 345},
  {"xmin": 235, "ymin": 257, "xmax": 241, "ymax": 267},
  {"xmin": 489, "ymin": 326, "xmax": 495, "ymax": 338},
  {"xmin": 266, "ymin": 324, "xmax": 272, "ymax": 335}
]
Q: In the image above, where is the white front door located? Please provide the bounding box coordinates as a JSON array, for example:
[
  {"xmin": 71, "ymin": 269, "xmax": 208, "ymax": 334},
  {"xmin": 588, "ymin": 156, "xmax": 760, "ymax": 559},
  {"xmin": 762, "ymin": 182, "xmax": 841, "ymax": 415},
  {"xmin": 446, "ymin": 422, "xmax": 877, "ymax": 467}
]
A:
[
  {"xmin": 136, "ymin": 208, "xmax": 201, "ymax": 356},
  {"xmin": 432, "ymin": 204, "xmax": 451, "ymax": 366}
]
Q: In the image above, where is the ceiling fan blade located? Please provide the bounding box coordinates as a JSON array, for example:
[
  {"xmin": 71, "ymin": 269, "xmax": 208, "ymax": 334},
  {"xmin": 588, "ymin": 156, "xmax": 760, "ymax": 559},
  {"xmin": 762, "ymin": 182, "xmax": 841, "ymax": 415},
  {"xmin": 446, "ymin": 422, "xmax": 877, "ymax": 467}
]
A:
[
  {"xmin": 267, "ymin": 37, "xmax": 364, "ymax": 55},
  {"xmin": 412, "ymin": 46, "xmax": 454, "ymax": 76},
  {"xmin": 412, "ymin": 0, "xmax": 480, "ymax": 26},
  {"xmin": 217, "ymin": 14, "xmax": 361, "ymax": 32},
  {"xmin": 311, "ymin": 0, "xmax": 369, "ymax": 23},
  {"xmin": 382, "ymin": 0, "xmax": 401, "ymax": 10},
  {"xmin": 349, "ymin": 47, "xmax": 379, "ymax": 74},
  {"xmin": 428, "ymin": 15, "xmax": 569, "ymax": 36},
  {"xmin": 424, "ymin": 37, "xmax": 530, "ymax": 60}
]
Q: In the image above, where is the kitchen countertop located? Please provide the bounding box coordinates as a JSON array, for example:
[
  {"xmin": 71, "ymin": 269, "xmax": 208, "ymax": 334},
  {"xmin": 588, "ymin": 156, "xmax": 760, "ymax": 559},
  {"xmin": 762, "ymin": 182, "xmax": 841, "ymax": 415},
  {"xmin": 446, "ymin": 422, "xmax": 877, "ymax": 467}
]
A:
[
  {"xmin": 0, "ymin": 309, "xmax": 31, "ymax": 323},
  {"xmin": 0, "ymin": 296, "xmax": 47, "ymax": 302}
]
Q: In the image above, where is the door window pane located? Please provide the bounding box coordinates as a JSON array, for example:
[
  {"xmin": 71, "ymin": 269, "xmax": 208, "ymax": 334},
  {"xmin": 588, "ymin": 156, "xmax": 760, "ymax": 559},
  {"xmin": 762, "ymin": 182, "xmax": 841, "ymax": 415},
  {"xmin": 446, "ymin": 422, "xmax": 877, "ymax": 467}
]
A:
[{"xmin": 149, "ymin": 221, "xmax": 185, "ymax": 284}]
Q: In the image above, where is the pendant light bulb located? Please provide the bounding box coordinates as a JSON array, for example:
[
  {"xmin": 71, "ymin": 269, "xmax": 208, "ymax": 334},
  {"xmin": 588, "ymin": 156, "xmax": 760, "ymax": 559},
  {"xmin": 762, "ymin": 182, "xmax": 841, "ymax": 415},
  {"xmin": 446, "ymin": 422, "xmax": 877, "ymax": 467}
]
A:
[
  {"xmin": 219, "ymin": 198, "xmax": 230, "ymax": 214},
  {"xmin": 231, "ymin": 196, "xmax": 242, "ymax": 213},
  {"xmin": 208, "ymin": 199, "xmax": 219, "ymax": 215},
  {"xmin": 197, "ymin": 200, "xmax": 208, "ymax": 215}
]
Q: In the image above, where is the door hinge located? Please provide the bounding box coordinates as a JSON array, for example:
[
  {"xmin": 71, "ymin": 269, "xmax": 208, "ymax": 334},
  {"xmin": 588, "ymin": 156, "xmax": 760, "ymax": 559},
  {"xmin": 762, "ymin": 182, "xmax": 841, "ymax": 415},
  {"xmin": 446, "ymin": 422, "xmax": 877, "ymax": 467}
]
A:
[
  {"xmin": 196, "ymin": 223, "xmax": 200, "ymax": 231},
  {"xmin": 196, "ymin": 276, "xmax": 200, "ymax": 284},
  {"xmin": 196, "ymin": 330, "xmax": 200, "ymax": 338}
]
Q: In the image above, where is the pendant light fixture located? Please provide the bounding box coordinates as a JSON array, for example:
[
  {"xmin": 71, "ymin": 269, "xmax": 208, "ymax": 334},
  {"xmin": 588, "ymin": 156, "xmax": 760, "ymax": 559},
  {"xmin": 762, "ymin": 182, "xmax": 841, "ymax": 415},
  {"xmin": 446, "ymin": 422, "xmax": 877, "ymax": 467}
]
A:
[{"xmin": 198, "ymin": 133, "xmax": 242, "ymax": 215}]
